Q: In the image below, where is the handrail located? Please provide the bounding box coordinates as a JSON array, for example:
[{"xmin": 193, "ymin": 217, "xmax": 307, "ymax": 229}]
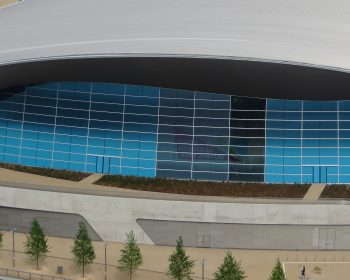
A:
[{"xmin": 0, "ymin": 267, "xmax": 75, "ymax": 280}]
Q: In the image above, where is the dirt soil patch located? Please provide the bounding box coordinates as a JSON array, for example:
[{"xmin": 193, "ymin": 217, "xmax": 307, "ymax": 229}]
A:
[
  {"xmin": 0, "ymin": 163, "xmax": 90, "ymax": 182},
  {"xmin": 96, "ymin": 175, "xmax": 310, "ymax": 198},
  {"xmin": 321, "ymin": 184, "xmax": 350, "ymax": 199}
]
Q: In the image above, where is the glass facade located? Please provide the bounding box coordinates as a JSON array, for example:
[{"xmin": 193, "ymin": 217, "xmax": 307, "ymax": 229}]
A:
[{"xmin": 0, "ymin": 81, "xmax": 350, "ymax": 183}]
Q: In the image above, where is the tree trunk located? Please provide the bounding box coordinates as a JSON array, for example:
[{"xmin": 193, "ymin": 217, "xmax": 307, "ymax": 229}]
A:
[
  {"xmin": 83, "ymin": 262, "xmax": 85, "ymax": 278},
  {"xmin": 36, "ymin": 255, "xmax": 39, "ymax": 270},
  {"xmin": 129, "ymin": 270, "xmax": 132, "ymax": 280}
]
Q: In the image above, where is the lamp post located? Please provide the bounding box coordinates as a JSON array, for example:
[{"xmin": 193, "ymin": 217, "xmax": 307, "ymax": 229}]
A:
[
  {"xmin": 104, "ymin": 242, "xmax": 108, "ymax": 280},
  {"xmin": 12, "ymin": 228, "xmax": 16, "ymax": 268}
]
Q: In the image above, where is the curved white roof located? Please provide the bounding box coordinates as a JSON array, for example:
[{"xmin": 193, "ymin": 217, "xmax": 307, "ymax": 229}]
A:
[{"xmin": 1, "ymin": 0, "xmax": 350, "ymax": 71}]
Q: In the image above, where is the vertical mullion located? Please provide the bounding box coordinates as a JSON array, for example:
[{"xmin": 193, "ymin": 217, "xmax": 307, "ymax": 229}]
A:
[
  {"xmin": 154, "ymin": 88, "xmax": 161, "ymax": 178},
  {"xmin": 119, "ymin": 84, "xmax": 126, "ymax": 175},
  {"xmin": 84, "ymin": 82, "xmax": 92, "ymax": 172},
  {"xmin": 50, "ymin": 83, "xmax": 59, "ymax": 168},
  {"xmin": 337, "ymin": 101, "xmax": 340, "ymax": 183},
  {"xmin": 264, "ymin": 98, "xmax": 267, "ymax": 183},
  {"xmin": 19, "ymin": 85, "xmax": 27, "ymax": 164},
  {"xmin": 227, "ymin": 96, "xmax": 232, "ymax": 182},
  {"xmin": 301, "ymin": 101, "xmax": 303, "ymax": 183},
  {"xmin": 190, "ymin": 92, "xmax": 196, "ymax": 180}
]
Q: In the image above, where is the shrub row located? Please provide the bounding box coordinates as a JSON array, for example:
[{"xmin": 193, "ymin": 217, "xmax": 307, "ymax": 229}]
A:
[
  {"xmin": 321, "ymin": 184, "xmax": 350, "ymax": 199},
  {"xmin": 96, "ymin": 175, "xmax": 311, "ymax": 198},
  {"xmin": 0, "ymin": 163, "xmax": 90, "ymax": 182}
]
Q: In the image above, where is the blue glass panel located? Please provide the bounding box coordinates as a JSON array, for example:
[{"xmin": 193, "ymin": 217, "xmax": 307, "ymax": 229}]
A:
[
  {"xmin": 265, "ymin": 174, "xmax": 283, "ymax": 183},
  {"xmin": 302, "ymin": 157, "xmax": 319, "ymax": 165},
  {"xmin": 138, "ymin": 168, "xmax": 155, "ymax": 177},
  {"xmin": 303, "ymin": 101, "xmax": 321, "ymax": 111},
  {"xmin": 327, "ymin": 175, "xmax": 338, "ymax": 184},
  {"xmin": 267, "ymin": 99, "xmax": 284, "ymax": 110},
  {"xmin": 284, "ymin": 175, "xmax": 301, "ymax": 183},
  {"xmin": 121, "ymin": 167, "xmax": 138, "ymax": 176}
]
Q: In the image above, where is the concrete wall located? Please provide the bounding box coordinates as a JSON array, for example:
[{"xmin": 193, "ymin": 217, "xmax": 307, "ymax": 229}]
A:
[
  {"xmin": 137, "ymin": 219, "xmax": 350, "ymax": 250},
  {"xmin": 1, "ymin": 185, "xmax": 350, "ymax": 249},
  {"xmin": 0, "ymin": 206, "xmax": 101, "ymax": 240}
]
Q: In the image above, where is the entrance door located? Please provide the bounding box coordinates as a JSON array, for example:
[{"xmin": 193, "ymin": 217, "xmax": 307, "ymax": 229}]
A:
[
  {"xmin": 312, "ymin": 166, "xmax": 329, "ymax": 183},
  {"xmin": 320, "ymin": 166, "xmax": 327, "ymax": 183},
  {"xmin": 313, "ymin": 166, "xmax": 320, "ymax": 183},
  {"xmin": 96, "ymin": 156, "xmax": 111, "ymax": 174}
]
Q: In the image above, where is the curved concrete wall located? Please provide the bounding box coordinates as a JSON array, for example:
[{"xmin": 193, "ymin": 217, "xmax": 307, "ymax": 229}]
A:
[{"xmin": 1, "ymin": 185, "xmax": 350, "ymax": 249}]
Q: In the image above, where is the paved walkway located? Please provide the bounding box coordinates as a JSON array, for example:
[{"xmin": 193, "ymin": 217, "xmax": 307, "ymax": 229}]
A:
[
  {"xmin": 0, "ymin": 0, "xmax": 17, "ymax": 9},
  {"xmin": 303, "ymin": 184, "xmax": 326, "ymax": 201},
  {"xmin": 0, "ymin": 167, "xmax": 335, "ymax": 205},
  {"xmin": 1, "ymin": 231, "xmax": 350, "ymax": 280},
  {"xmin": 0, "ymin": 167, "xmax": 338, "ymax": 204},
  {"xmin": 77, "ymin": 173, "xmax": 103, "ymax": 185}
]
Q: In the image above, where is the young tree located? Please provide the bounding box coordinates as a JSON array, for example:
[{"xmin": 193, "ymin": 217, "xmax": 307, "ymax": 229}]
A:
[
  {"xmin": 117, "ymin": 231, "xmax": 143, "ymax": 280},
  {"xmin": 71, "ymin": 222, "xmax": 96, "ymax": 277},
  {"xmin": 214, "ymin": 251, "xmax": 246, "ymax": 280},
  {"xmin": 168, "ymin": 236, "xmax": 195, "ymax": 280},
  {"xmin": 24, "ymin": 218, "xmax": 49, "ymax": 270},
  {"xmin": 269, "ymin": 258, "xmax": 287, "ymax": 280}
]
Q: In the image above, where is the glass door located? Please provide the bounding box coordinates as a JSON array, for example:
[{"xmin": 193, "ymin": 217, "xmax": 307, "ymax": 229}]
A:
[
  {"xmin": 313, "ymin": 166, "xmax": 320, "ymax": 183},
  {"xmin": 320, "ymin": 166, "xmax": 328, "ymax": 183},
  {"xmin": 312, "ymin": 166, "xmax": 330, "ymax": 183},
  {"xmin": 96, "ymin": 156, "xmax": 111, "ymax": 174}
]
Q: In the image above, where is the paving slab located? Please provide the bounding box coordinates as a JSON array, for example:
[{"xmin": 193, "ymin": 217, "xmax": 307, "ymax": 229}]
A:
[
  {"xmin": 303, "ymin": 184, "xmax": 326, "ymax": 200},
  {"xmin": 0, "ymin": 0, "xmax": 17, "ymax": 9},
  {"xmin": 77, "ymin": 173, "xmax": 103, "ymax": 185}
]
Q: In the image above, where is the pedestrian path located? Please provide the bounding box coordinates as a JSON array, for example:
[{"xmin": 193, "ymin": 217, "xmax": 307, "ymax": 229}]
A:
[
  {"xmin": 0, "ymin": 166, "xmax": 333, "ymax": 204},
  {"xmin": 303, "ymin": 184, "xmax": 326, "ymax": 200},
  {"xmin": 77, "ymin": 173, "xmax": 104, "ymax": 185},
  {"xmin": 0, "ymin": 0, "xmax": 17, "ymax": 9}
]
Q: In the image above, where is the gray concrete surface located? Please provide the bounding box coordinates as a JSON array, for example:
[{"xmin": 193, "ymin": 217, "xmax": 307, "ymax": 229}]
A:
[
  {"xmin": 138, "ymin": 219, "xmax": 350, "ymax": 250},
  {"xmin": 0, "ymin": 167, "xmax": 348, "ymax": 250},
  {"xmin": 2, "ymin": 184, "xmax": 350, "ymax": 249},
  {"xmin": 0, "ymin": 206, "xmax": 101, "ymax": 240},
  {"xmin": 1, "ymin": 0, "xmax": 350, "ymax": 74}
]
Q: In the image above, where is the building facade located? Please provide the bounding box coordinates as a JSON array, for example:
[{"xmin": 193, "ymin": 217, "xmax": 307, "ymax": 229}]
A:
[{"xmin": 0, "ymin": 81, "xmax": 349, "ymax": 184}]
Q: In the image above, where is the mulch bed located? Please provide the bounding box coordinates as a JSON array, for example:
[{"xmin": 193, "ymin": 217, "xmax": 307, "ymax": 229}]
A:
[
  {"xmin": 96, "ymin": 175, "xmax": 310, "ymax": 198},
  {"xmin": 0, "ymin": 163, "xmax": 90, "ymax": 182},
  {"xmin": 321, "ymin": 185, "xmax": 350, "ymax": 199}
]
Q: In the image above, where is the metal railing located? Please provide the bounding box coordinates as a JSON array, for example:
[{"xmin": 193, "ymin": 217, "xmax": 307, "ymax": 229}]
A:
[{"xmin": 0, "ymin": 267, "xmax": 74, "ymax": 280}]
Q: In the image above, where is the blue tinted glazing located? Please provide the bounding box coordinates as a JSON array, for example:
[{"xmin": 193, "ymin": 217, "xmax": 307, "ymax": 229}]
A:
[
  {"xmin": 3, "ymin": 81, "xmax": 350, "ymax": 183},
  {"xmin": 266, "ymin": 99, "xmax": 345, "ymax": 183}
]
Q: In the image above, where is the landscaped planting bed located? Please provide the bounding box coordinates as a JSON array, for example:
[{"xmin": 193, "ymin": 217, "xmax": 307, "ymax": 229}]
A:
[
  {"xmin": 96, "ymin": 175, "xmax": 311, "ymax": 198},
  {"xmin": 321, "ymin": 184, "xmax": 350, "ymax": 199},
  {"xmin": 0, "ymin": 163, "xmax": 90, "ymax": 182}
]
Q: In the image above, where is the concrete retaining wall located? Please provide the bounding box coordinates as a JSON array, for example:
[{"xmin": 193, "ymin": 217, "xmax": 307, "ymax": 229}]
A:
[
  {"xmin": 0, "ymin": 206, "xmax": 101, "ymax": 240},
  {"xmin": 1, "ymin": 185, "xmax": 350, "ymax": 249},
  {"xmin": 137, "ymin": 219, "xmax": 350, "ymax": 250}
]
